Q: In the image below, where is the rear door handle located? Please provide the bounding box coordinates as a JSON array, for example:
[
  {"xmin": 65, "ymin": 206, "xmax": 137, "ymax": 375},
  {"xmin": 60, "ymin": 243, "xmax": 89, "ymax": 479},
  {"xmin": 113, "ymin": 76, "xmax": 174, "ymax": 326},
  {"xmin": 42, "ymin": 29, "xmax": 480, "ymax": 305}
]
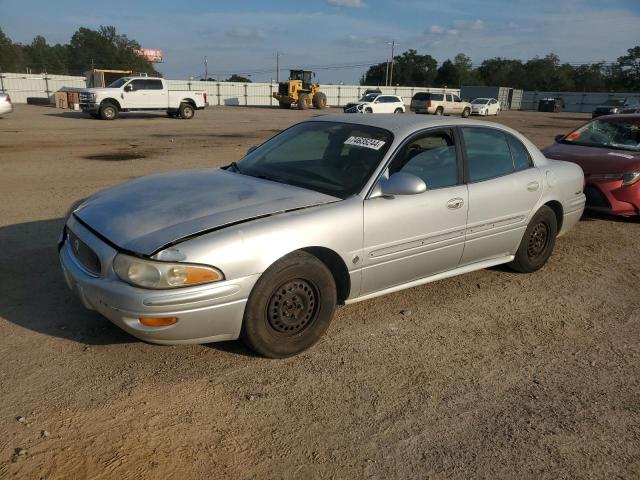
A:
[
  {"xmin": 447, "ymin": 198, "xmax": 464, "ymax": 209},
  {"xmin": 527, "ymin": 181, "xmax": 540, "ymax": 191}
]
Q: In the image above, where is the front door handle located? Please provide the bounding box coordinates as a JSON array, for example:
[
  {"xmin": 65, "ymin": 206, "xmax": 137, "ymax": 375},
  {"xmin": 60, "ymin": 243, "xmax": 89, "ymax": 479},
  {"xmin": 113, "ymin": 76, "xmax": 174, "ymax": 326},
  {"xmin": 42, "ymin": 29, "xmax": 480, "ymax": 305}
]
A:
[
  {"xmin": 527, "ymin": 181, "xmax": 540, "ymax": 191},
  {"xmin": 447, "ymin": 197, "xmax": 464, "ymax": 209}
]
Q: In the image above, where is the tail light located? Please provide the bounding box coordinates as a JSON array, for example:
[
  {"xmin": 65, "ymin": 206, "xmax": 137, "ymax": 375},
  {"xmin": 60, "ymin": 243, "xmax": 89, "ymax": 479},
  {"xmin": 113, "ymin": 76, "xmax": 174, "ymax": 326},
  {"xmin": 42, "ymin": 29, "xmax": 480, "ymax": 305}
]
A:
[
  {"xmin": 427, "ymin": 100, "xmax": 432, "ymax": 108},
  {"xmin": 6, "ymin": 95, "xmax": 11, "ymax": 104},
  {"xmin": 203, "ymin": 93, "xmax": 208, "ymax": 103}
]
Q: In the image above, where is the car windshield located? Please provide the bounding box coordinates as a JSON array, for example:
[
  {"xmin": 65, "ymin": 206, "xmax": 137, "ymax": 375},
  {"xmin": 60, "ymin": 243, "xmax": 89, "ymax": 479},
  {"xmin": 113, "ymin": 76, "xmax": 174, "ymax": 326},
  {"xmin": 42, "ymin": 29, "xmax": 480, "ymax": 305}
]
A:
[
  {"xmin": 360, "ymin": 93, "xmax": 379, "ymax": 102},
  {"xmin": 471, "ymin": 98, "xmax": 489, "ymax": 104},
  {"xmin": 108, "ymin": 77, "xmax": 130, "ymax": 88},
  {"xmin": 236, "ymin": 121, "xmax": 393, "ymax": 198},
  {"xmin": 562, "ymin": 118, "xmax": 640, "ymax": 152}
]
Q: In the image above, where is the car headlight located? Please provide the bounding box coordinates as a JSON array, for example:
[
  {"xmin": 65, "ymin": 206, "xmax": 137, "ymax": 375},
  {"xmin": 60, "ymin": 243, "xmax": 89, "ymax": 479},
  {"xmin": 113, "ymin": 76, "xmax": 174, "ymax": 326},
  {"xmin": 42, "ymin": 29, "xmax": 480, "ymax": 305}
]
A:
[
  {"xmin": 611, "ymin": 108, "xmax": 618, "ymax": 113},
  {"xmin": 113, "ymin": 253, "xmax": 224, "ymax": 289},
  {"xmin": 622, "ymin": 172, "xmax": 640, "ymax": 186}
]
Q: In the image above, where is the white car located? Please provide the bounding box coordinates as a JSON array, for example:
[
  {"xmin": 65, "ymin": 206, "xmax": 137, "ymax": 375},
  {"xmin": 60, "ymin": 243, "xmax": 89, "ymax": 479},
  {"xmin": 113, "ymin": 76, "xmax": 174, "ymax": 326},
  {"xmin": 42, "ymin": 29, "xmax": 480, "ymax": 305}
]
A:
[
  {"xmin": 344, "ymin": 94, "xmax": 405, "ymax": 114},
  {"xmin": 0, "ymin": 93, "xmax": 13, "ymax": 116},
  {"xmin": 471, "ymin": 98, "xmax": 501, "ymax": 116}
]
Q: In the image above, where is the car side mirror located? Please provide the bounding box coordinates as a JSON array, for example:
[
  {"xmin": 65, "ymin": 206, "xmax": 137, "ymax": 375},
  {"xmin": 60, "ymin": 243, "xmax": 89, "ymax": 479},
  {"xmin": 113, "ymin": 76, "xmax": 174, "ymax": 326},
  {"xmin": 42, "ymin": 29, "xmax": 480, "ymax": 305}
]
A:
[
  {"xmin": 125, "ymin": 84, "xmax": 133, "ymax": 92},
  {"xmin": 246, "ymin": 145, "xmax": 258, "ymax": 155},
  {"xmin": 554, "ymin": 134, "xmax": 565, "ymax": 142},
  {"xmin": 371, "ymin": 172, "xmax": 427, "ymax": 199}
]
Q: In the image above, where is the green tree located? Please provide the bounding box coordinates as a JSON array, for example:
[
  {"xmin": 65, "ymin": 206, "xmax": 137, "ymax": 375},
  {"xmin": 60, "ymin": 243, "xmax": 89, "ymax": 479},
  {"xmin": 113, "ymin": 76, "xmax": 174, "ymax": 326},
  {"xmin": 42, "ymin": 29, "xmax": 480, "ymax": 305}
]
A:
[
  {"xmin": 362, "ymin": 49, "xmax": 437, "ymax": 86},
  {"xmin": 0, "ymin": 27, "xmax": 24, "ymax": 72},
  {"xmin": 477, "ymin": 58, "xmax": 525, "ymax": 88},
  {"xmin": 434, "ymin": 59, "xmax": 460, "ymax": 87},
  {"xmin": 225, "ymin": 74, "xmax": 252, "ymax": 82},
  {"xmin": 616, "ymin": 46, "xmax": 640, "ymax": 91}
]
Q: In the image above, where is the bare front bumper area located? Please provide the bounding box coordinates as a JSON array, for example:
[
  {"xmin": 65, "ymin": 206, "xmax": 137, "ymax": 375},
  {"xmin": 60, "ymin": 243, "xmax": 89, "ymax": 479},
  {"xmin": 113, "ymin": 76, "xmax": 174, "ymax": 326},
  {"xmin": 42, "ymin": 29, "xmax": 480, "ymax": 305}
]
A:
[{"xmin": 59, "ymin": 218, "xmax": 259, "ymax": 345}]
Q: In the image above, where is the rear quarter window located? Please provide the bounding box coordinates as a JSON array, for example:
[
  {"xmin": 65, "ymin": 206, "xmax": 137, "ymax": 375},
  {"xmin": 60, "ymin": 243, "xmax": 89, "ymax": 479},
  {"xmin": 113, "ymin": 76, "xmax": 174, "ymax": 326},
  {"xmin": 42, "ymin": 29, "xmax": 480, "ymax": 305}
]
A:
[{"xmin": 413, "ymin": 92, "xmax": 430, "ymax": 101}]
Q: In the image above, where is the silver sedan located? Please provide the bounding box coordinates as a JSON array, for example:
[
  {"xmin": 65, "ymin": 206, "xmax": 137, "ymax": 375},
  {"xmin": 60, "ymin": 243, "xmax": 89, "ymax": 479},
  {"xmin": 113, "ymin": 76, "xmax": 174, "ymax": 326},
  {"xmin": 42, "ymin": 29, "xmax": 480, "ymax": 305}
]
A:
[{"xmin": 59, "ymin": 115, "xmax": 586, "ymax": 357}]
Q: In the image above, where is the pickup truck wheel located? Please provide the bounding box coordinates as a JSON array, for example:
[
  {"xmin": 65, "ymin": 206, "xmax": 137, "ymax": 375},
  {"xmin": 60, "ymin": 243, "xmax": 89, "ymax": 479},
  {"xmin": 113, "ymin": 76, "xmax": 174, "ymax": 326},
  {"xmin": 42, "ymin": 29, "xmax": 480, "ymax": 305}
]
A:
[
  {"xmin": 241, "ymin": 251, "xmax": 337, "ymax": 358},
  {"xmin": 178, "ymin": 103, "xmax": 195, "ymax": 119},
  {"xmin": 435, "ymin": 107, "xmax": 444, "ymax": 115},
  {"xmin": 99, "ymin": 102, "xmax": 118, "ymax": 120},
  {"xmin": 509, "ymin": 206, "xmax": 558, "ymax": 273},
  {"xmin": 462, "ymin": 107, "xmax": 471, "ymax": 118}
]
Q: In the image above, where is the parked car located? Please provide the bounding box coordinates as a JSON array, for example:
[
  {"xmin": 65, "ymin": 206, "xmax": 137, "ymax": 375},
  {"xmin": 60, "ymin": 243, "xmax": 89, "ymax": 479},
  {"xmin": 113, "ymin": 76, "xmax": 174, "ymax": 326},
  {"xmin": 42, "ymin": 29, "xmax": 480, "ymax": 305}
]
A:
[
  {"xmin": 0, "ymin": 93, "xmax": 13, "ymax": 116},
  {"xmin": 470, "ymin": 97, "xmax": 501, "ymax": 116},
  {"xmin": 77, "ymin": 77, "xmax": 208, "ymax": 120},
  {"xmin": 410, "ymin": 92, "xmax": 471, "ymax": 117},
  {"xmin": 343, "ymin": 94, "xmax": 405, "ymax": 113},
  {"xmin": 60, "ymin": 115, "xmax": 585, "ymax": 357},
  {"xmin": 543, "ymin": 114, "xmax": 640, "ymax": 216},
  {"xmin": 592, "ymin": 97, "xmax": 640, "ymax": 118}
]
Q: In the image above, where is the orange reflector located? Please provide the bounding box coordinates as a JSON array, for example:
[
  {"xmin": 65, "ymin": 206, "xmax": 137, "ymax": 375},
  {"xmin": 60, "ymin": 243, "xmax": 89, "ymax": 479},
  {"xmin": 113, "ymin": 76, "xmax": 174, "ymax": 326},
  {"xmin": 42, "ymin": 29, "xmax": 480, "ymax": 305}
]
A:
[{"xmin": 139, "ymin": 316, "xmax": 178, "ymax": 327}]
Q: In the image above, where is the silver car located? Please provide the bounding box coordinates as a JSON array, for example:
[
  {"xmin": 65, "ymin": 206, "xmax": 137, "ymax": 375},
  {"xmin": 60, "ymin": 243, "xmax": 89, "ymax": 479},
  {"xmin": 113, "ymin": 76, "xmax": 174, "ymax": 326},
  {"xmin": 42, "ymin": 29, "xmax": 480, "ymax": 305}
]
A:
[
  {"xmin": 59, "ymin": 115, "xmax": 586, "ymax": 357},
  {"xmin": 0, "ymin": 93, "xmax": 13, "ymax": 116}
]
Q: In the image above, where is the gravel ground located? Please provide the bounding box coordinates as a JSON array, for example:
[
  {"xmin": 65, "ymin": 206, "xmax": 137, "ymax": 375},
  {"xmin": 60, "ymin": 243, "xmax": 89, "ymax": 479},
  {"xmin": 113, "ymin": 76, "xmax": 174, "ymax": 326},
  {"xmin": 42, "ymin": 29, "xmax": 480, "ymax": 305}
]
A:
[{"xmin": 0, "ymin": 105, "xmax": 638, "ymax": 480}]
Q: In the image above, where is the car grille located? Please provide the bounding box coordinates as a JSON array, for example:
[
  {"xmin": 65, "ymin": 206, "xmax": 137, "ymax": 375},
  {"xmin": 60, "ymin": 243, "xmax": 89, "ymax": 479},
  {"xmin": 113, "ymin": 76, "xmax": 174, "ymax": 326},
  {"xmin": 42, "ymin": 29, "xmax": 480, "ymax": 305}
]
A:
[
  {"xmin": 79, "ymin": 92, "xmax": 93, "ymax": 103},
  {"xmin": 584, "ymin": 185, "xmax": 611, "ymax": 209},
  {"xmin": 67, "ymin": 229, "xmax": 101, "ymax": 275}
]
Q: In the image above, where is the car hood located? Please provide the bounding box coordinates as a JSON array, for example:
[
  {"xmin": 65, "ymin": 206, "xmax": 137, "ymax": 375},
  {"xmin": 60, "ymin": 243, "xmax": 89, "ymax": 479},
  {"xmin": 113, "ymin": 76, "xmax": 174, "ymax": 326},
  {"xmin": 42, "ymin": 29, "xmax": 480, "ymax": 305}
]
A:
[
  {"xmin": 81, "ymin": 87, "xmax": 120, "ymax": 95},
  {"xmin": 73, "ymin": 168, "xmax": 340, "ymax": 256},
  {"xmin": 542, "ymin": 142, "xmax": 640, "ymax": 175}
]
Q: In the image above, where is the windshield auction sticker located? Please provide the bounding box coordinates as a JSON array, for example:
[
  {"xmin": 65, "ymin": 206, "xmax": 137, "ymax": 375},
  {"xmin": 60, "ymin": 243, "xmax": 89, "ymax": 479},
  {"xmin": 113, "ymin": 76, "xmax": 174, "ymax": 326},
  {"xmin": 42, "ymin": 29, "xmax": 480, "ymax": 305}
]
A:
[{"xmin": 344, "ymin": 136, "xmax": 386, "ymax": 150}]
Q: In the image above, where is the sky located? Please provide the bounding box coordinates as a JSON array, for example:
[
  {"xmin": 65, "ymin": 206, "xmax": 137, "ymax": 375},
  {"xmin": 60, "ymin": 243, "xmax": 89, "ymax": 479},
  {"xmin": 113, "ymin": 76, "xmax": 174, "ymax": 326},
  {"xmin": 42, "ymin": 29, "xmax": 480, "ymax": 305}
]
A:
[{"xmin": 2, "ymin": 0, "xmax": 640, "ymax": 83}]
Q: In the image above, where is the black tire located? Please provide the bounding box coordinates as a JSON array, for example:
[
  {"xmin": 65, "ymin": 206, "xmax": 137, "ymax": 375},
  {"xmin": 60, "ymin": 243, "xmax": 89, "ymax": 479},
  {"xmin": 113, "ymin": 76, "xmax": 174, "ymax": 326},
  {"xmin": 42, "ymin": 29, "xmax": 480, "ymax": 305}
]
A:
[
  {"xmin": 462, "ymin": 107, "xmax": 471, "ymax": 118},
  {"xmin": 241, "ymin": 251, "xmax": 337, "ymax": 358},
  {"xmin": 495, "ymin": 109, "xmax": 500, "ymax": 116},
  {"xmin": 312, "ymin": 92, "xmax": 327, "ymax": 109},
  {"xmin": 279, "ymin": 102, "xmax": 291, "ymax": 109},
  {"xmin": 99, "ymin": 102, "xmax": 118, "ymax": 120},
  {"xmin": 297, "ymin": 93, "xmax": 309, "ymax": 110},
  {"xmin": 364, "ymin": 107, "xmax": 373, "ymax": 113},
  {"xmin": 435, "ymin": 107, "xmax": 444, "ymax": 115},
  {"xmin": 508, "ymin": 206, "xmax": 558, "ymax": 273},
  {"xmin": 178, "ymin": 102, "xmax": 195, "ymax": 119},
  {"xmin": 394, "ymin": 108, "xmax": 404, "ymax": 114}
]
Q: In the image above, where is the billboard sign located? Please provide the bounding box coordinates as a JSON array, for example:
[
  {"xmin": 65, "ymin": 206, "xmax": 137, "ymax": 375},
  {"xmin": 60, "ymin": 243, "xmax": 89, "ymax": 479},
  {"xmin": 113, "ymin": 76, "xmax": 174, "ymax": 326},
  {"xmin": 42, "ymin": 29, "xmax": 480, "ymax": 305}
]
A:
[{"xmin": 137, "ymin": 48, "xmax": 164, "ymax": 63}]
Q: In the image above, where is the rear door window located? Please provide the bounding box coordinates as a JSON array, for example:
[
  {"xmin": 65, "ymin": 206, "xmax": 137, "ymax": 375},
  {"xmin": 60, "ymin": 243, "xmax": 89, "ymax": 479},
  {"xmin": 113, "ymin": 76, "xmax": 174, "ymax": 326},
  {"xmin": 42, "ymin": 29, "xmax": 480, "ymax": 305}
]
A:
[
  {"xmin": 506, "ymin": 134, "xmax": 533, "ymax": 170},
  {"xmin": 462, "ymin": 127, "xmax": 514, "ymax": 182}
]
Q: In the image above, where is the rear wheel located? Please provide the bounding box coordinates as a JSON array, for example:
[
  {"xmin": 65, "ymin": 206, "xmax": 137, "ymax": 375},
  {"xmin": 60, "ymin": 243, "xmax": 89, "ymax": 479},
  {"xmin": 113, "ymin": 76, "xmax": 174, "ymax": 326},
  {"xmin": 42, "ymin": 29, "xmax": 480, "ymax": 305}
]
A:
[
  {"xmin": 435, "ymin": 107, "xmax": 444, "ymax": 115},
  {"xmin": 297, "ymin": 93, "xmax": 310, "ymax": 110},
  {"xmin": 509, "ymin": 206, "xmax": 558, "ymax": 273},
  {"xmin": 312, "ymin": 92, "xmax": 327, "ymax": 109},
  {"xmin": 241, "ymin": 251, "xmax": 337, "ymax": 358},
  {"xmin": 279, "ymin": 102, "xmax": 291, "ymax": 109},
  {"xmin": 99, "ymin": 102, "xmax": 118, "ymax": 120},
  {"xmin": 394, "ymin": 107, "xmax": 404, "ymax": 114},
  {"xmin": 178, "ymin": 102, "xmax": 195, "ymax": 119}
]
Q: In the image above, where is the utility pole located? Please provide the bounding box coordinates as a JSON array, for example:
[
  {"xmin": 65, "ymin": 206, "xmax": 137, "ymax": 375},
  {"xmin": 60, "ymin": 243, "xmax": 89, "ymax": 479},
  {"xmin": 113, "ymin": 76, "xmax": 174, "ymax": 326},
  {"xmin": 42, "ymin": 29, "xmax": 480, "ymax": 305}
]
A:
[
  {"xmin": 389, "ymin": 40, "xmax": 396, "ymax": 86},
  {"xmin": 204, "ymin": 56, "xmax": 208, "ymax": 80},
  {"xmin": 385, "ymin": 57, "xmax": 389, "ymax": 86},
  {"xmin": 276, "ymin": 51, "xmax": 280, "ymax": 83}
]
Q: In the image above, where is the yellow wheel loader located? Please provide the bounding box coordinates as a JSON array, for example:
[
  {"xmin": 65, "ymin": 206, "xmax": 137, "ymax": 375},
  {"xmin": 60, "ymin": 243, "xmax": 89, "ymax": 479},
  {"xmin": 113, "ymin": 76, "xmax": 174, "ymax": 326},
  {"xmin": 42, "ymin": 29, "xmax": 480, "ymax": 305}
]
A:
[{"xmin": 273, "ymin": 70, "xmax": 327, "ymax": 110}]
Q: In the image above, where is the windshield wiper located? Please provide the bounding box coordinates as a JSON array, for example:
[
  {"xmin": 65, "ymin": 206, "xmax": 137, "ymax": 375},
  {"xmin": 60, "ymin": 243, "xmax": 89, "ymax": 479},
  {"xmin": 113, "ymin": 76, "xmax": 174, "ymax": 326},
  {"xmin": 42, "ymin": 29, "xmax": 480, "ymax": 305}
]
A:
[{"xmin": 225, "ymin": 161, "xmax": 242, "ymax": 173}]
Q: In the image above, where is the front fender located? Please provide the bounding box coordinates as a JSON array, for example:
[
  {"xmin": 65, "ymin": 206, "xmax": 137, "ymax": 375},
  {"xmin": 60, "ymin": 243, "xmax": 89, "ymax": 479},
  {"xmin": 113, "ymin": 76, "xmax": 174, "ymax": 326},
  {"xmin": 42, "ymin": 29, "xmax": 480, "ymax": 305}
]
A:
[{"xmin": 163, "ymin": 197, "xmax": 365, "ymax": 299}]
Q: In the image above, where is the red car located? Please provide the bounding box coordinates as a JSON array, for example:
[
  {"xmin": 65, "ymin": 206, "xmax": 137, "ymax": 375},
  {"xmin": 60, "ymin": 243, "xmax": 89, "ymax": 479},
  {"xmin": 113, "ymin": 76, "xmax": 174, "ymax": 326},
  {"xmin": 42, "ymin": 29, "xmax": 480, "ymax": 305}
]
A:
[{"xmin": 543, "ymin": 114, "xmax": 640, "ymax": 216}]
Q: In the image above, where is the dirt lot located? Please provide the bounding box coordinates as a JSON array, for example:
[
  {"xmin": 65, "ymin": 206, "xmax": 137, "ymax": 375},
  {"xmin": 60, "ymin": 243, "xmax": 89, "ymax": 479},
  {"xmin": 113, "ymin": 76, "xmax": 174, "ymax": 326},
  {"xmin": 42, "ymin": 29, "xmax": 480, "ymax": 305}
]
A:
[{"xmin": 0, "ymin": 105, "xmax": 638, "ymax": 480}]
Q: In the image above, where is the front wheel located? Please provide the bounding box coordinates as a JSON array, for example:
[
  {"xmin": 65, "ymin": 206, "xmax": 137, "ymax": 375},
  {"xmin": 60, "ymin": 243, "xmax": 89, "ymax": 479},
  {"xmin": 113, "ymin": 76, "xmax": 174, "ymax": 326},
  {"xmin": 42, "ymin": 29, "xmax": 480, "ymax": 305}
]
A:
[
  {"xmin": 462, "ymin": 108, "xmax": 470, "ymax": 118},
  {"xmin": 297, "ymin": 93, "xmax": 310, "ymax": 110},
  {"xmin": 364, "ymin": 107, "xmax": 373, "ymax": 113},
  {"xmin": 99, "ymin": 102, "xmax": 118, "ymax": 120},
  {"xmin": 178, "ymin": 102, "xmax": 195, "ymax": 119},
  {"xmin": 241, "ymin": 251, "xmax": 337, "ymax": 358},
  {"xmin": 508, "ymin": 206, "xmax": 558, "ymax": 273}
]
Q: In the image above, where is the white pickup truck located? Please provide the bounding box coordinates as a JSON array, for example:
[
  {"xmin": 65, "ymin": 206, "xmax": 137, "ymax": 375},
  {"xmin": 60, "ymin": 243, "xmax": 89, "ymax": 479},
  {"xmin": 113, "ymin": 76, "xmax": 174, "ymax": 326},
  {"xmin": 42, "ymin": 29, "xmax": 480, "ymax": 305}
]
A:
[{"xmin": 78, "ymin": 77, "xmax": 208, "ymax": 120}]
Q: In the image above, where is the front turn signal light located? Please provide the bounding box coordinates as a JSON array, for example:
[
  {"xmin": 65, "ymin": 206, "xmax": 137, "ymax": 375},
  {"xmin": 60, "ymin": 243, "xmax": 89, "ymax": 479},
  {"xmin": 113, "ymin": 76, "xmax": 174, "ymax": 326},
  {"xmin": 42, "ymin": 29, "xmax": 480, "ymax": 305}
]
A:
[{"xmin": 139, "ymin": 317, "xmax": 178, "ymax": 327}]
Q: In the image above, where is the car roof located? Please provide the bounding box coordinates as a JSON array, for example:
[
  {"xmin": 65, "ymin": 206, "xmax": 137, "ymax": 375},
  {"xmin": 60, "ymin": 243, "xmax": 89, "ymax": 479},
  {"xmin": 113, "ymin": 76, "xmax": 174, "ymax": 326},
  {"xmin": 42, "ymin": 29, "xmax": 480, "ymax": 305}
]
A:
[{"xmin": 310, "ymin": 113, "xmax": 510, "ymax": 136}]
